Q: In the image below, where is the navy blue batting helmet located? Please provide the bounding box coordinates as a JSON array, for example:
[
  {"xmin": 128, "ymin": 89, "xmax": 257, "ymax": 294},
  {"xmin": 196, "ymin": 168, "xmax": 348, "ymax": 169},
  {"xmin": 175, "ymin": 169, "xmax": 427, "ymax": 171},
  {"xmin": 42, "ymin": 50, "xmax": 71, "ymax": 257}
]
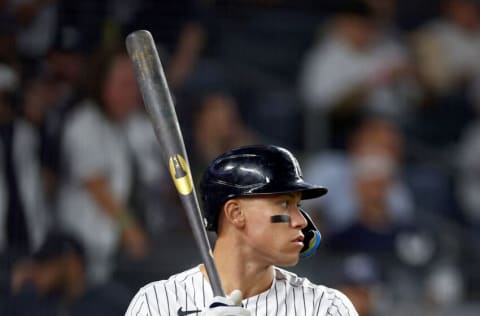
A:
[{"xmin": 200, "ymin": 144, "xmax": 328, "ymax": 232}]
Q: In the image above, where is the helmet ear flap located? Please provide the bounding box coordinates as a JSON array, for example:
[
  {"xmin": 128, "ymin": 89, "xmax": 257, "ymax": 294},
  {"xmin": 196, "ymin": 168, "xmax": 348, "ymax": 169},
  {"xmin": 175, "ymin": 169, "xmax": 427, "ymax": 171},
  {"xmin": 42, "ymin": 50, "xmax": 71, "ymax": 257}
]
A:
[{"xmin": 299, "ymin": 209, "xmax": 321, "ymax": 259}]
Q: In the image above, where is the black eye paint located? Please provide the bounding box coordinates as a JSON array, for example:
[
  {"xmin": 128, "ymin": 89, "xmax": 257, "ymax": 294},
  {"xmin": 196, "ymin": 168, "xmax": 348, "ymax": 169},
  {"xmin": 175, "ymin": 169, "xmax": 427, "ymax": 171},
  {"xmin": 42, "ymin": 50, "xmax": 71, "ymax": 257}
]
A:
[{"xmin": 270, "ymin": 215, "xmax": 291, "ymax": 223}]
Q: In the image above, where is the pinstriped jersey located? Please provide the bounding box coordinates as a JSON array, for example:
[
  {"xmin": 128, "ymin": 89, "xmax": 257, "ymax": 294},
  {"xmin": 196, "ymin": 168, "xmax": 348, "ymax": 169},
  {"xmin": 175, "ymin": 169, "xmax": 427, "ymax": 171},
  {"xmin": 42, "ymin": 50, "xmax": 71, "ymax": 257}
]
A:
[{"xmin": 125, "ymin": 265, "xmax": 358, "ymax": 316}]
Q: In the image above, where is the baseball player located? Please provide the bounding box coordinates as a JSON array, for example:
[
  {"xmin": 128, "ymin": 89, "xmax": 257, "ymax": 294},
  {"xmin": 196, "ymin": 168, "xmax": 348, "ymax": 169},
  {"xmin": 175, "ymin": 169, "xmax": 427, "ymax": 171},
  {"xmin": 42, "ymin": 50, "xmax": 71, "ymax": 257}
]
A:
[{"xmin": 125, "ymin": 145, "xmax": 358, "ymax": 316}]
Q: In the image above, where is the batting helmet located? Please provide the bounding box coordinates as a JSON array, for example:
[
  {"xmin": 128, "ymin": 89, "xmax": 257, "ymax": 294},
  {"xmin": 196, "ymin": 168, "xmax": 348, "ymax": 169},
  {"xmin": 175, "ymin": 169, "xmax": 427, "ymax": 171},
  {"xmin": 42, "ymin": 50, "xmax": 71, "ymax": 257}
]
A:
[{"xmin": 199, "ymin": 144, "xmax": 328, "ymax": 232}]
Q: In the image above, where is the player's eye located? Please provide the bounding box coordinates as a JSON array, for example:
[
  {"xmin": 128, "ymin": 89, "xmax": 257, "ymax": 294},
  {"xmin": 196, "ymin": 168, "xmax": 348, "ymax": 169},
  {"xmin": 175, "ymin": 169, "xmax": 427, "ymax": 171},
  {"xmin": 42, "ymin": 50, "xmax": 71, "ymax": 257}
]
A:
[{"xmin": 281, "ymin": 201, "xmax": 289, "ymax": 209}]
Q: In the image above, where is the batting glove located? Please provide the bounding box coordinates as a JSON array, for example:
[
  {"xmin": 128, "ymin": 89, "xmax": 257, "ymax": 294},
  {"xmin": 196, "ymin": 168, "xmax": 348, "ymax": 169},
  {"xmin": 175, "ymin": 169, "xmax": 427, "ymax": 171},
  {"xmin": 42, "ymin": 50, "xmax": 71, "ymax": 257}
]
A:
[{"xmin": 201, "ymin": 290, "xmax": 251, "ymax": 316}]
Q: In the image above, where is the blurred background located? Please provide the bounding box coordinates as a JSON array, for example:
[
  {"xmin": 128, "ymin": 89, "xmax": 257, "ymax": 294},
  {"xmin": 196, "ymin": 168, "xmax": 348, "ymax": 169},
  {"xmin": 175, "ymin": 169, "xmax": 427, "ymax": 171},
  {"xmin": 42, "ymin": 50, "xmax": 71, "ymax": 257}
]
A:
[{"xmin": 1, "ymin": 0, "xmax": 480, "ymax": 315}]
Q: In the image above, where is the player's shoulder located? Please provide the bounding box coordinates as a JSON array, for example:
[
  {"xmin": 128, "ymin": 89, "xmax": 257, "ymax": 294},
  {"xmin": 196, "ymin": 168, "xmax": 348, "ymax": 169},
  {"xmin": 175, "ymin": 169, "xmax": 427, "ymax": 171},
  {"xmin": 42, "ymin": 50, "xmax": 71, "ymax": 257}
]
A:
[
  {"xmin": 274, "ymin": 266, "xmax": 318, "ymax": 289},
  {"xmin": 166, "ymin": 265, "xmax": 203, "ymax": 283},
  {"xmin": 126, "ymin": 265, "xmax": 203, "ymax": 315},
  {"xmin": 140, "ymin": 265, "xmax": 202, "ymax": 293},
  {"xmin": 274, "ymin": 267, "xmax": 358, "ymax": 316},
  {"xmin": 273, "ymin": 267, "xmax": 340, "ymax": 294}
]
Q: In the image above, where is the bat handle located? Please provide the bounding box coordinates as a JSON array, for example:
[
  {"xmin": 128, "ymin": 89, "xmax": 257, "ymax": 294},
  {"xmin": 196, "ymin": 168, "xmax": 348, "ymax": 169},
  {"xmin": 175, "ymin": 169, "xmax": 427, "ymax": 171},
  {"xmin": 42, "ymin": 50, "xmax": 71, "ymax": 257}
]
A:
[
  {"xmin": 205, "ymin": 251, "xmax": 224, "ymax": 297},
  {"xmin": 181, "ymin": 196, "xmax": 224, "ymax": 296}
]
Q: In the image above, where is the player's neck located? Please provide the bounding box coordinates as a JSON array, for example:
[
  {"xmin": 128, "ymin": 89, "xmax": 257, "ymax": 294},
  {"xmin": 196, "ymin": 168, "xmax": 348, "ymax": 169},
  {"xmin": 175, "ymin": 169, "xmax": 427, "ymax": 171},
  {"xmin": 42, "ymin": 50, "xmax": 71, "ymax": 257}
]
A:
[{"xmin": 204, "ymin": 237, "xmax": 274, "ymax": 299}]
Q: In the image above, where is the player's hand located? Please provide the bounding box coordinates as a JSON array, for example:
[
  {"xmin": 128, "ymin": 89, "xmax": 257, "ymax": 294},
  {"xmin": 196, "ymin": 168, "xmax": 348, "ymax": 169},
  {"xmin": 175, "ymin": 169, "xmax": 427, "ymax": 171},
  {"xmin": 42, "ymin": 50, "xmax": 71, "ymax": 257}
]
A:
[{"xmin": 201, "ymin": 290, "xmax": 251, "ymax": 316}]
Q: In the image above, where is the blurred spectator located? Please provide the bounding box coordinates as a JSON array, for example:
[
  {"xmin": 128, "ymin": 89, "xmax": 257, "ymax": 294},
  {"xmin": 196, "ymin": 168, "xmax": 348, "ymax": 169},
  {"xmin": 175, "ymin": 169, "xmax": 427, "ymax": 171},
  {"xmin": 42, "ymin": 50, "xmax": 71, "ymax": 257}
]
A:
[
  {"xmin": 55, "ymin": 48, "xmax": 149, "ymax": 285},
  {"xmin": 0, "ymin": 63, "xmax": 49, "ymax": 260},
  {"xmin": 401, "ymin": 1, "xmax": 480, "ymax": 224},
  {"xmin": 316, "ymin": 127, "xmax": 437, "ymax": 302},
  {"xmin": 304, "ymin": 115, "xmax": 414, "ymax": 233},
  {"xmin": 336, "ymin": 254, "xmax": 385, "ymax": 316},
  {"xmin": 299, "ymin": 0, "xmax": 418, "ymax": 148},
  {"xmin": 411, "ymin": 0, "xmax": 480, "ymax": 96},
  {"xmin": 123, "ymin": 108, "xmax": 188, "ymax": 239},
  {"xmin": 108, "ymin": 107, "xmax": 196, "ymax": 291},
  {"xmin": 5, "ymin": 231, "xmax": 131, "ymax": 316},
  {"xmin": 191, "ymin": 91, "xmax": 257, "ymax": 178},
  {"xmin": 37, "ymin": 25, "xmax": 88, "ymax": 202},
  {"xmin": 302, "ymin": 115, "xmax": 441, "ymax": 302},
  {"xmin": 323, "ymin": 148, "xmax": 420, "ymax": 260},
  {"xmin": 407, "ymin": 0, "xmax": 480, "ymax": 152},
  {"xmin": 0, "ymin": 64, "xmax": 50, "ymax": 311}
]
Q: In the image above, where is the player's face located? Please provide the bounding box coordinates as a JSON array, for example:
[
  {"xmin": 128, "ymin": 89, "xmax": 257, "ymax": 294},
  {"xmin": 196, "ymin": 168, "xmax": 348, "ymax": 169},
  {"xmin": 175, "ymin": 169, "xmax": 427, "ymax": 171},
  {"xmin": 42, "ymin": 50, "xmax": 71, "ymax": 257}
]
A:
[{"xmin": 239, "ymin": 192, "xmax": 308, "ymax": 266}]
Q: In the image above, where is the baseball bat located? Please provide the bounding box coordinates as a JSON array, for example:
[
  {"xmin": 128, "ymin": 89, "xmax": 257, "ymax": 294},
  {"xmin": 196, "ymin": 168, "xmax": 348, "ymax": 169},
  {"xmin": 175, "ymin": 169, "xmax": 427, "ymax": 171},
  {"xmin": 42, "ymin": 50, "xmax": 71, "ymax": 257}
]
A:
[{"xmin": 125, "ymin": 30, "xmax": 225, "ymax": 297}]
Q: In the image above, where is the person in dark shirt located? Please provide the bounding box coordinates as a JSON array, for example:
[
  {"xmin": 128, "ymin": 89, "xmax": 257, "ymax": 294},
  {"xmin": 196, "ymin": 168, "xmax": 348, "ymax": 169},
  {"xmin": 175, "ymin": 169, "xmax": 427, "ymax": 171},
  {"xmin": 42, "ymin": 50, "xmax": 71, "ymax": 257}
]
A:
[
  {"xmin": 6, "ymin": 231, "xmax": 132, "ymax": 316},
  {"xmin": 325, "ymin": 144, "xmax": 414, "ymax": 255}
]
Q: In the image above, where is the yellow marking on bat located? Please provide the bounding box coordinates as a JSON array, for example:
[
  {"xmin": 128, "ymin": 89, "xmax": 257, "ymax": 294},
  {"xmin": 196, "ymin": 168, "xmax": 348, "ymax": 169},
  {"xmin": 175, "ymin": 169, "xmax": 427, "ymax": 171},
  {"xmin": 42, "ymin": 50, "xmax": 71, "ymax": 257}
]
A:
[{"xmin": 169, "ymin": 154, "xmax": 193, "ymax": 195}]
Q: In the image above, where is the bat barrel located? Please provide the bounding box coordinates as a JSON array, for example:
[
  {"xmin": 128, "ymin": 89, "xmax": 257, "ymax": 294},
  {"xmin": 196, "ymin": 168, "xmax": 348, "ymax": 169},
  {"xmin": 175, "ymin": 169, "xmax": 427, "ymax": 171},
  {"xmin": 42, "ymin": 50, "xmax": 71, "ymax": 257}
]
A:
[
  {"xmin": 125, "ymin": 30, "xmax": 179, "ymax": 152},
  {"xmin": 125, "ymin": 30, "xmax": 225, "ymax": 297}
]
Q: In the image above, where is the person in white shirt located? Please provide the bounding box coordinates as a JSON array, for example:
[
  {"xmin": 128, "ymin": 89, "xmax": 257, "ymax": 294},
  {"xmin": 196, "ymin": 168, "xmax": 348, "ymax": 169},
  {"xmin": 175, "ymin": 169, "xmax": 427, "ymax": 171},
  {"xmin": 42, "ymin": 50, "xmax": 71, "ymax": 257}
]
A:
[
  {"xmin": 299, "ymin": 0, "xmax": 416, "ymax": 149},
  {"xmin": 56, "ymin": 49, "xmax": 148, "ymax": 285},
  {"xmin": 412, "ymin": 0, "xmax": 480, "ymax": 95}
]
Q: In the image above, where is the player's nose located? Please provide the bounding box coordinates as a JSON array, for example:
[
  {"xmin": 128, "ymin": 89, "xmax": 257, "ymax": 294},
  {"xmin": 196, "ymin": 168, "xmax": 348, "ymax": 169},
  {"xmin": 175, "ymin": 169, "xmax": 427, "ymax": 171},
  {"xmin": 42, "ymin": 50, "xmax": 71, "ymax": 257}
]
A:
[{"xmin": 291, "ymin": 208, "xmax": 308, "ymax": 229}]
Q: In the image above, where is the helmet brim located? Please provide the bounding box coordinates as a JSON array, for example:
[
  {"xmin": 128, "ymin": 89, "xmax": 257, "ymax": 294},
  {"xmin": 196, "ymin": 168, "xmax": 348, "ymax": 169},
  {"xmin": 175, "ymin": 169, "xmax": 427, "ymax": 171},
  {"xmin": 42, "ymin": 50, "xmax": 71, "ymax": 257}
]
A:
[
  {"xmin": 299, "ymin": 186, "xmax": 328, "ymax": 200},
  {"xmin": 242, "ymin": 181, "xmax": 328, "ymax": 200}
]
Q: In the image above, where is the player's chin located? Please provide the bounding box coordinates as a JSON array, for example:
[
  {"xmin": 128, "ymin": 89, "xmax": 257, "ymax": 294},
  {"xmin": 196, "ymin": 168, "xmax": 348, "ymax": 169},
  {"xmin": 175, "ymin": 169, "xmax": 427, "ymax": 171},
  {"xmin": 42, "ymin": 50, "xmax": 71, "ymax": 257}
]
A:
[{"xmin": 276, "ymin": 252, "xmax": 301, "ymax": 267}]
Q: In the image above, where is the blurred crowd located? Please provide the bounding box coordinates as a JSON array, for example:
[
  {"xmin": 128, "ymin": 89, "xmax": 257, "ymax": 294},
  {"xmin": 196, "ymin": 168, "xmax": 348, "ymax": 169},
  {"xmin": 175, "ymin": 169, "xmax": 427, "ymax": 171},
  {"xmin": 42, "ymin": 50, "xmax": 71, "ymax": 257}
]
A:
[{"xmin": 1, "ymin": 0, "xmax": 480, "ymax": 315}]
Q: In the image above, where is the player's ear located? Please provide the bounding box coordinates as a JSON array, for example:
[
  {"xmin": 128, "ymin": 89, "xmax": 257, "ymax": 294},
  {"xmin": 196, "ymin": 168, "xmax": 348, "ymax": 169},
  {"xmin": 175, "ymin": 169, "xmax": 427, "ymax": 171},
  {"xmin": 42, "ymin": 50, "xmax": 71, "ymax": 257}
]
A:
[{"xmin": 223, "ymin": 199, "xmax": 245, "ymax": 229}]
